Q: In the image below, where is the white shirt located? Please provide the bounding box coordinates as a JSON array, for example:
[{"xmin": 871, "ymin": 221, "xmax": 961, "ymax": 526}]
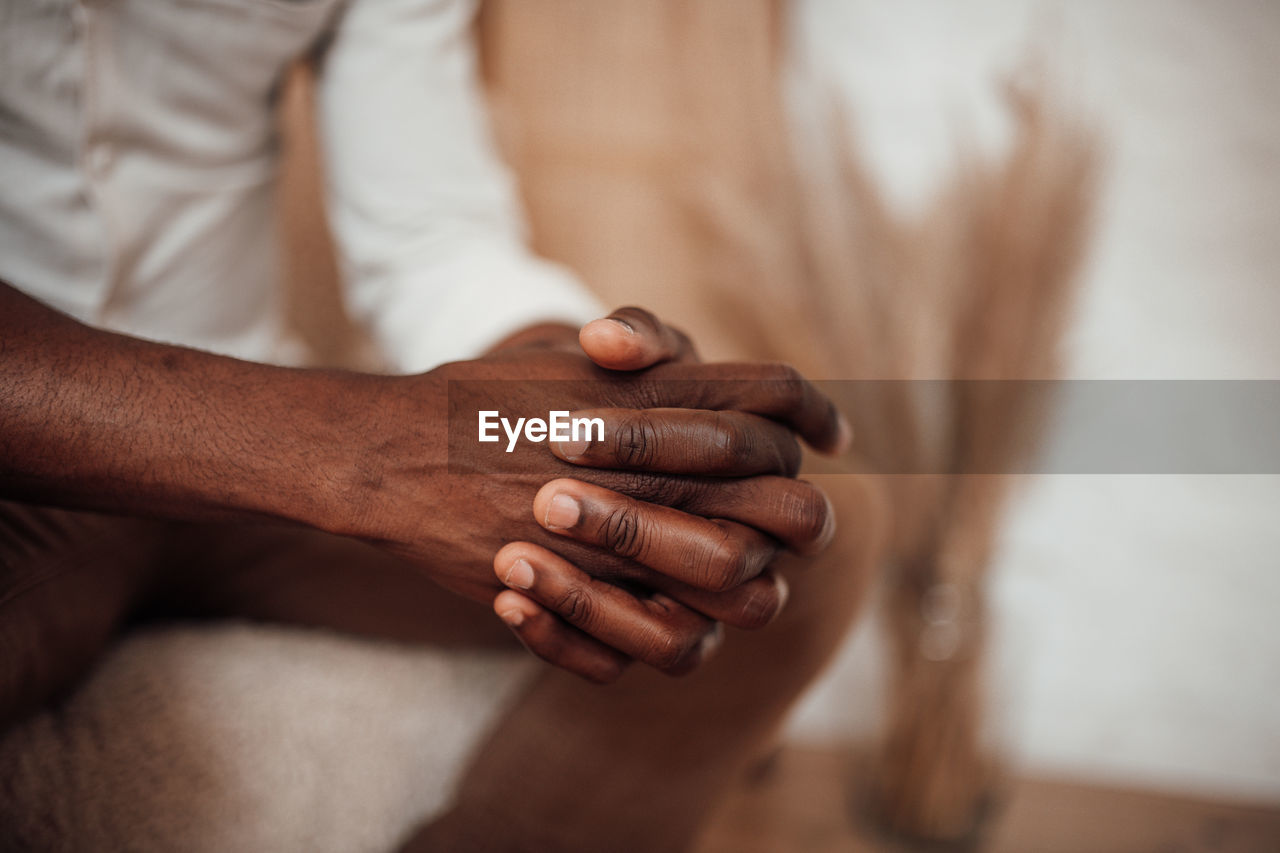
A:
[{"xmin": 0, "ymin": 0, "xmax": 600, "ymax": 371}]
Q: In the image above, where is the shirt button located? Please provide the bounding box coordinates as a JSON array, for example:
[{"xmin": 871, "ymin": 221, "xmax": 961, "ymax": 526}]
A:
[{"xmin": 87, "ymin": 142, "xmax": 116, "ymax": 178}]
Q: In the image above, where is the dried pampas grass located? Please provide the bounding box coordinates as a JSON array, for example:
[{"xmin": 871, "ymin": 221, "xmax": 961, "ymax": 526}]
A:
[
  {"xmin": 833, "ymin": 85, "xmax": 1097, "ymax": 841},
  {"xmin": 707, "ymin": 73, "xmax": 1100, "ymax": 840}
]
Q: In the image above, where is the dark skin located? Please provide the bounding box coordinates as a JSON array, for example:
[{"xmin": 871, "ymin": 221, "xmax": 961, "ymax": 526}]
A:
[{"xmin": 0, "ymin": 285, "xmax": 847, "ymax": 681}]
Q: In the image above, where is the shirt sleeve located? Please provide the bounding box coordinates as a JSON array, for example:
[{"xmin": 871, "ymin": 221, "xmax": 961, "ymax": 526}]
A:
[{"xmin": 314, "ymin": 0, "xmax": 602, "ymax": 374}]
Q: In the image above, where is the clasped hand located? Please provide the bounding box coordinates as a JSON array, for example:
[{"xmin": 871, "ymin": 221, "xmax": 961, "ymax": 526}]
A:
[{"xmin": 357, "ymin": 308, "xmax": 848, "ymax": 683}]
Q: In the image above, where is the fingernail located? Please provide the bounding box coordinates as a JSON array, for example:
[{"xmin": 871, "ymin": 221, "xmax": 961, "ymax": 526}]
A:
[
  {"xmin": 818, "ymin": 504, "xmax": 836, "ymax": 548},
  {"xmin": 499, "ymin": 608, "xmax": 526, "ymax": 628},
  {"xmin": 556, "ymin": 438, "xmax": 591, "ymax": 460},
  {"xmin": 835, "ymin": 413, "xmax": 854, "ymax": 454},
  {"xmin": 504, "ymin": 558, "xmax": 535, "ymax": 590},
  {"xmin": 544, "ymin": 494, "xmax": 581, "ymax": 529},
  {"xmin": 608, "ymin": 317, "xmax": 635, "ymax": 334}
]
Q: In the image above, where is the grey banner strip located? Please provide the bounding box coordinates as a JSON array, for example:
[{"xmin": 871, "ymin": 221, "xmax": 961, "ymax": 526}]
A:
[{"xmin": 446, "ymin": 380, "xmax": 1280, "ymax": 474}]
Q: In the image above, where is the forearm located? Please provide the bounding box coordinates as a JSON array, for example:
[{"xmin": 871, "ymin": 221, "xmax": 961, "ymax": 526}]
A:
[{"xmin": 0, "ymin": 283, "xmax": 387, "ymax": 534}]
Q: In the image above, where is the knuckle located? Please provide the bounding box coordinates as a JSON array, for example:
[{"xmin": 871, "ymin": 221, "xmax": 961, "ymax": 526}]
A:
[
  {"xmin": 615, "ymin": 414, "xmax": 658, "ymax": 468},
  {"xmin": 702, "ymin": 536, "xmax": 749, "ymax": 591},
  {"xmin": 734, "ymin": 585, "xmax": 782, "ymax": 629},
  {"xmin": 710, "ymin": 415, "xmax": 751, "ymax": 469},
  {"xmin": 553, "ymin": 585, "xmax": 594, "ymax": 627},
  {"xmin": 764, "ymin": 363, "xmax": 806, "ymax": 403},
  {"xmin": 645, "ymin": 625, "xmax": 698, "ymax": 671},
  {"xmin": 600, "ymin": 504, "xmax": 645, "ymax": 559},
  {"xmin": 788, "ymin": 483, "xmax": 832, "ymax": 544}
]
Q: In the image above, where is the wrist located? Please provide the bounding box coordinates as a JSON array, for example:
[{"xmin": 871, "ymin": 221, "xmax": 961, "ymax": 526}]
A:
[{"xmin": 301, "ymin": 370, "xmax": 448, "ymax": 544}]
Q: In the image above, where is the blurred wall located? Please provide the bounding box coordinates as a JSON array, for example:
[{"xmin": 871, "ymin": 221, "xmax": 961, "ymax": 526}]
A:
[{"xmin": 785, "ymin": 0, "xmax": 1280, "ymax": 802}]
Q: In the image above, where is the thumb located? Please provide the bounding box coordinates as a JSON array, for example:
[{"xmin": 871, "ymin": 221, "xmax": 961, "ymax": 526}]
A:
[{"xmin": 579, "ymin": 306, "xmax": 699, "ymax": 371}]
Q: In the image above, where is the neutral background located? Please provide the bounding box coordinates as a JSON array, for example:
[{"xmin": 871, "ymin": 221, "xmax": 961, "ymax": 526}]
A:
[{"xmin": 784, "ymin": 0, "xmax": 1280, "ymax": 802}]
